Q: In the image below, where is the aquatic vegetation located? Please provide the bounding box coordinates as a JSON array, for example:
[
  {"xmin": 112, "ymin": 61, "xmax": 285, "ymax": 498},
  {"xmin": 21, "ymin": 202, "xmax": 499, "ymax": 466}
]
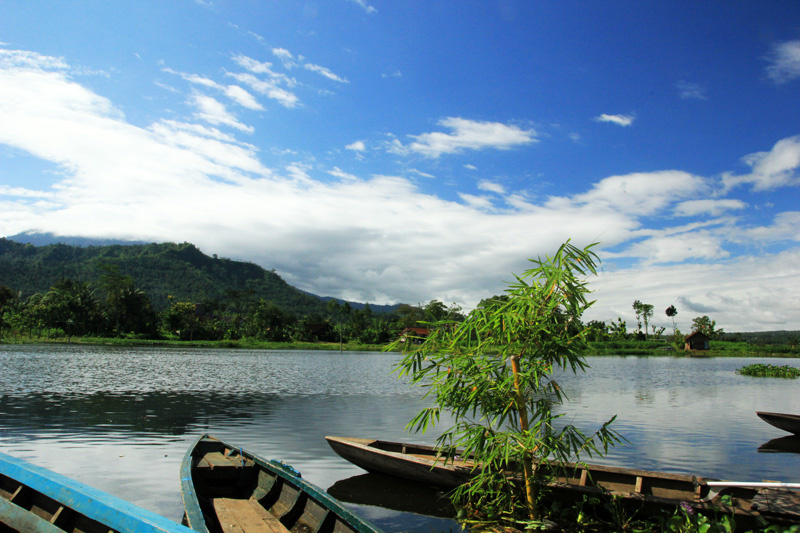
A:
[{"xmin": 736, "ymin": 363, "xmax": 800, "ymax": 378}]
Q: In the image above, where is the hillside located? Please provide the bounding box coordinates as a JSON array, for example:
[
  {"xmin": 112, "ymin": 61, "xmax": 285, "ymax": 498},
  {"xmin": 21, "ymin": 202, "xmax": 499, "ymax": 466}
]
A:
[{"xmin": 0, "ymin": 238, "xmax": 358, "ymax": 315}]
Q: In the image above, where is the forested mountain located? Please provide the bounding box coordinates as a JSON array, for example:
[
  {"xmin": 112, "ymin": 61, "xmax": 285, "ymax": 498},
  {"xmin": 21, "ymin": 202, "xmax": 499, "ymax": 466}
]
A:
[{"xmin": 0, "ymin": 238, "xmax": 382, "ymax": 315}]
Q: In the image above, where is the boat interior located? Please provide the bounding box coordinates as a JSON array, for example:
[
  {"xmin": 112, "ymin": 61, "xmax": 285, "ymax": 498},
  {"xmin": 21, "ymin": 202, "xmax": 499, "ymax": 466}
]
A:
[
  {"xmin": 190, "ymin": 439, "xmax": 356, "ymax": 533},
  {"xmin": 0, "ymin": 472, "xmax": 116, "ymax": 533}
]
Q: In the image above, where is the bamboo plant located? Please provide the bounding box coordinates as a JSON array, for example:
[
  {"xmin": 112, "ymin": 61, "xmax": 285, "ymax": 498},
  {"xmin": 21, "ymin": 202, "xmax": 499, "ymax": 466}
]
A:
[{"xmin": 393, "ymin": 241, "xmax": 622, "ymax": 529}]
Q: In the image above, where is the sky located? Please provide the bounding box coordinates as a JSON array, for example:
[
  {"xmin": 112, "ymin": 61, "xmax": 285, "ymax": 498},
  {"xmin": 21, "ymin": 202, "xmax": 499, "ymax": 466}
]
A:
[{"xmin": 1, "ymin": 1, "xmax": 799, "ymax": 334}]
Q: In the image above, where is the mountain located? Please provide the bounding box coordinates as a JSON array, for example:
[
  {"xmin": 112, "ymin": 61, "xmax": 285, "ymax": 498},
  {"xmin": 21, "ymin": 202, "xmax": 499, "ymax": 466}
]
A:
[
  {"xmin": 0, "ymin": 238, "xmax": 397, "ymax": 315},
  {"xmin": 6, "ymin": 231, "xmax": 147, "ymax": 248}
]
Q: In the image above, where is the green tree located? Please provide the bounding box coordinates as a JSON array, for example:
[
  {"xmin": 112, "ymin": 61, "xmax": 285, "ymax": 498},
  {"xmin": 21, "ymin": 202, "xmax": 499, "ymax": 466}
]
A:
[
  {"xmin": 665, "ymin": 304, "xmax": 678, "ymax": 336},
  {"xmin": 394, "ymin": 241, "xmax": 620, "ymax": 527},
  {"xmin": 97, "ymin": 265, "xmax": 157, "ymax": 336},
  {"xmin": 0, "ymin": 284, "xmax": 16, "ymax": 336},
  {"xmin": 247, "ymin": 300, "xmax": 291, "ymax": 341},
  {"xmin": 691, "ymin": 315, "xmax": 724, "ymax": 339},
  {"xmin": 632, "ymin": 300, "xmax": 654, "ymax": 340},
  {"xmin": 33, "ymin": 279, "xmax": 104, "ymax": 340},
  {"xmin": 327, "ymin": 300, "xmax": 352, "ymax": 351},
  {"xmin": 163, "ymin": 301, "xmax": 199, "ymax": 340}
]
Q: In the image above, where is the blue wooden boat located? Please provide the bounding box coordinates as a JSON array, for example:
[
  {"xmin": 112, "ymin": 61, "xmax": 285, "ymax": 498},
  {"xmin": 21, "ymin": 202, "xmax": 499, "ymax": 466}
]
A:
[
  {"xmin": 0, "ymin": 450, "xmax": 193, "ymax": 533},
  {"xmin": 180, "ymin": 434, "xmax": 383, "ymax": 533}
]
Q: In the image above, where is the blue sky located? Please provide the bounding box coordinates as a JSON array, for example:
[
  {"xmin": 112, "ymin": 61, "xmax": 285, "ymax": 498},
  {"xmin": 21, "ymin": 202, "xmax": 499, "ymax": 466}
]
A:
[{"xmin": 1, "ymin": 1, "xmax": 799, "ymax": 333}]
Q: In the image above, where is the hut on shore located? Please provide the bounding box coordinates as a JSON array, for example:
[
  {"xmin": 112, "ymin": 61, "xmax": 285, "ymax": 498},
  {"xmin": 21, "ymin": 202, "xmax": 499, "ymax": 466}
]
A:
[
  {"xmin": 684, "ymin": 331, "xmax": 710, "ymax": 351},
  {"xmin": 399, "ymin": 327, "xmax": 430, "ymax": 344}
]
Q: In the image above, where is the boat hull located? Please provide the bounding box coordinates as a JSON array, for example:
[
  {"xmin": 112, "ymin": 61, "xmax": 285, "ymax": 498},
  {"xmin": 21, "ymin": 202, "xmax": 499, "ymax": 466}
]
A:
[
  {"xmin": 180, "ymin": 434, "xmax": 383, "ymax": 533},
  {"xmin": 0, "ymin": 451, "xmax": 192, "ymax": 533},
  {"xmin": 325, "ymin": 436, "xmax": 800, "ymax": 530},
  {"xmin": 758, "ymin": 411, "xmax": 800, "ymax": 435}
]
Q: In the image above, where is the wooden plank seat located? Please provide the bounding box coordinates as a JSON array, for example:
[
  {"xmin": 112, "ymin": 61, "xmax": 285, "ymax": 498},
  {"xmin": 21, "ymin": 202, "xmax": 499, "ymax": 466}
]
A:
[
  {"xmin": 213, "ymin": 498, "xmax": 288, "ymax": 533},
  {"xmin": 198, "ymin": 452, "xmax": 252, "ymax": 470}
]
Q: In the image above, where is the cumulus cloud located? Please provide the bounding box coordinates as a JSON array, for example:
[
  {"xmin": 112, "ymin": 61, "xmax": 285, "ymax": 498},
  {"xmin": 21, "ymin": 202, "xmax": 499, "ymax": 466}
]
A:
[
  {"xmin": 594, "ymin": 113, "xmax": 635, "ymax": 126},
  {"xmin": 765, "ymin": 40, "xmax": 800, "ymax": 84},
  {"xmin": 346, "ymin": 140, "xmax": 366, "ymax": 152},
  {"xmin": 391, "ymin": 117, "xmax": 537, "ymax": 158},
  {"xmin": 571, "ymin": 171, "xmax": 707, "ymax": 216},
  {"xmin": 723, "ymin": 135, "xmax": 800, "ymax": 191}
]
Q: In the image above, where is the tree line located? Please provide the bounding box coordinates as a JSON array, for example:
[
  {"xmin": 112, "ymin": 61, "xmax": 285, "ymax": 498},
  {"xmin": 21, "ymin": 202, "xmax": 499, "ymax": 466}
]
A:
[{"xmin": 0, "ymin": 270, "xmax": 466, "ymax": 344}]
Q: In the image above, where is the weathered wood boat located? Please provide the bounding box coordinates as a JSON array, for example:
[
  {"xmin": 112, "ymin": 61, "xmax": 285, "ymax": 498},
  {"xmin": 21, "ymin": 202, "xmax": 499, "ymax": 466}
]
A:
[
  {"xmin": 758, "ymin": 411, "xmax": 800, "ymax": 435},
  {"xmin": 180, "ymin": 434, "xmax": 383, "ymax": 533},
  {"xmin": 0, "ymin": 450, "xmax": 193, "ymax": 533},
  {"xmin": 325, "ymin": 436, "xmax": 800, "ymax": 529}
]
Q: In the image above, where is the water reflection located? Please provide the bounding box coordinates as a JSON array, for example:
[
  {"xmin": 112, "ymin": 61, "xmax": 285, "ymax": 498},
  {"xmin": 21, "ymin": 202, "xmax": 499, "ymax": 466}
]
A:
[
  {"xmin": 328, "ymin": 472, "xmax": 455, "ymax": 518},
  {"xmin": 0, "ymin": 390, "xmax": 277, "ymax": 437},
  {"xmin": 759, "ymin": 436, "xmax": 800, "ymax": 454}
]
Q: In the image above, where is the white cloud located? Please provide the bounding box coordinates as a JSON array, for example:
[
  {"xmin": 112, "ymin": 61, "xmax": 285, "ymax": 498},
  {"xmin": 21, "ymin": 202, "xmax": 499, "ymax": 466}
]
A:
[
  {"xmin": 346, "ymin": 140, "xmax": 366, "ymax": 152},
  {"xmin": 458, "ymin": 193, "xmax": 494, "ymax": 210},
  {"xmin": 616, "ymin": 231, "xmax": 730, "ymax": 265},
  {"xmin": 571, "ymin": 171, "xmax": 707, "ymax": 216},
  {"xmin": 723, "ymin": 135, "xmax": 800, "ymax": 191},
  {"xmin": 0, "ymin": 49, "xmax": 68, "ymax": 70},
  {"xmin": 224, "ymin": 85, "xmax": 263, "ymax": 110},
  {"xmin": 585, "ymin": 249, "xmax": 800, "ymax": 332},
  {"xmin": 676, "ymin": 80, "xmax": 708, "ymax": 100},
  {"xmin": 228, "ymin": 72, "xmax": 299, "ymax": 109},
  {"xmin": 594, "ymin": 113, "xmax": 635, "ymax": 127},
  {"xmin": 272, "ymin": 48, "xmax": 297, "ymax": 69},
  {"xmin": 348, "ymin": 0, "xmax": 377, "ymax": 14},
  {"xmin": 478, "ymin": 181, "xmax": 505, "ymax": 195},
  {"xmin": 165, "ymin": 67, "xmax": 264, "ymax": 111},
  {"xmin": 304, "ymin": 63, "xmax": 348, "ymax": 83},
  {"xmin": 464, "ymin": 164, "xmax": 478, "ymax": 170},
  {"xmin": 327, "ymin": 167, "xmax": 358, "ymax": 181},
  {"xmin": 674, "ymin": 199, "xmax": 747, "ymax": 217},
  {"xmin": 765, "ymin": 40, "xmax": 800, "ymax": 84},
  {"xmin": 393, "ymin": 117, "xmax": 537, "ymax": 158},
  {"xmin": 738, "ymin": 211, "xmax": 800, "ymax": 243},
  {"xmin": 189, "ymin": 93, "xmax": 253, "ymax": 132}
]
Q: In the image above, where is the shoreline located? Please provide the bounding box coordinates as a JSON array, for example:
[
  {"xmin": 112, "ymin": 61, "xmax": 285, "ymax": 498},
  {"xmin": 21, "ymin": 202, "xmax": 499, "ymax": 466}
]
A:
[{"xmin": 2, "ymin": 336, "xmax": 798, "ymax": 358}]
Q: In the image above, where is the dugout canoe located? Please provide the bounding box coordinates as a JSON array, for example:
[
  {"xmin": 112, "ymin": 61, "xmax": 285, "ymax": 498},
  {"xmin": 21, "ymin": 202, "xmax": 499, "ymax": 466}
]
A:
[
  {"xmin": 0, "ymin": 450, "xmax": 193, "ymax": 533},
  {"xmin": 324, "ymin": 436, "xmax": 800, "ymax": 528},
  {"xmin": 180, "ymin": 434, "xmax": 383, "ymax": 533},
  {"xmin": 757, "ymin": 412, "xmax": 800, "ymax": 435}
]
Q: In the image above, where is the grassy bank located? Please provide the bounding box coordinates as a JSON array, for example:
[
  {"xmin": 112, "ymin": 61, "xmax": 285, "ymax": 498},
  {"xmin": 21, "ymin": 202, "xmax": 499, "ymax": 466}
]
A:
[{"xmin": 588, "ymin": 339, "xmax": 800, "ymax": 357}]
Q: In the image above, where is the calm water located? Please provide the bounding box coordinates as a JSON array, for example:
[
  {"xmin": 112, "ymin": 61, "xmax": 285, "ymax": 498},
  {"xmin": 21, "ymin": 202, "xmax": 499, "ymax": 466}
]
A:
[{"xmin": 1, "ymin": 345, "xmax": 799, "ymax": 532}]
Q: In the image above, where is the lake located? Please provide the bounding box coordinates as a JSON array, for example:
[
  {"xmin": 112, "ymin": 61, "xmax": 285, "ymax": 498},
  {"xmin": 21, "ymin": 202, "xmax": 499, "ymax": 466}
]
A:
[{"xmin": 1, "ymin": 345, "xmax": 799, "ymax": 532}]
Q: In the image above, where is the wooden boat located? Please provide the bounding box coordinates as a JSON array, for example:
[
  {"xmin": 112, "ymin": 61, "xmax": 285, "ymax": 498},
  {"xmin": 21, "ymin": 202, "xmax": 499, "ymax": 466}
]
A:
[
  {"xmin": 0, "ymin": 450, "xmax": 193, "ymax": 533},
  {"xmin": 325, "ymin": 436, "xmax": 800, "ymax": 529},
  {"xmin": 758, "ymin": 411, "xmax": 800, "ymax": 435},
  {"xmin": 180, "ymin": 434, "xmax": 383, "ymax": 533}
]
